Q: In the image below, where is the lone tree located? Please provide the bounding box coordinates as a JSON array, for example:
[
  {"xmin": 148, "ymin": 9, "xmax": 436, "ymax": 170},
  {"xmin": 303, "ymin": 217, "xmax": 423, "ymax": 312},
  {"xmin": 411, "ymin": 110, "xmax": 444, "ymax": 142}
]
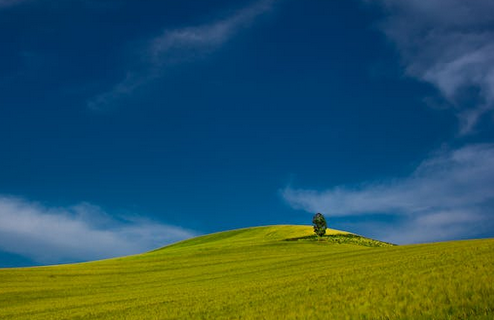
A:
[{"xmin": 312, "ymin": 213, "xmax": 327, "ymax": 237}]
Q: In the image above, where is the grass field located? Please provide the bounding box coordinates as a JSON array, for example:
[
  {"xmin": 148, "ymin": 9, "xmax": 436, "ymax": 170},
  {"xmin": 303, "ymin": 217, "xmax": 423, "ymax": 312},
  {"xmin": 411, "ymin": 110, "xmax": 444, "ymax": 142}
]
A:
[{"xmin": 0, "ymin": 225, "xmax": 493, "ymax": 319}]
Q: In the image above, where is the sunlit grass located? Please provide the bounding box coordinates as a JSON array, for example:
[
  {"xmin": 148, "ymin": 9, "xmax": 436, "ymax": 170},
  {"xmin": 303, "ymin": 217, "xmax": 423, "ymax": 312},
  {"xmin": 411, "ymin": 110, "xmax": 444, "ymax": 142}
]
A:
[{"xmin": 0, "ymin": 225, "xmax": 492, "ymax": 319}]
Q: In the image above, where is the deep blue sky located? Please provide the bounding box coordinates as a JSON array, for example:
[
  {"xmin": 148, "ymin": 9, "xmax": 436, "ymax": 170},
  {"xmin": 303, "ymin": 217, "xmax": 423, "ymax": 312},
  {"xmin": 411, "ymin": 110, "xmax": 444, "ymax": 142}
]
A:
[{"xmin": 1, "ymin": 0, "xmax": 493, "ymax": 267}]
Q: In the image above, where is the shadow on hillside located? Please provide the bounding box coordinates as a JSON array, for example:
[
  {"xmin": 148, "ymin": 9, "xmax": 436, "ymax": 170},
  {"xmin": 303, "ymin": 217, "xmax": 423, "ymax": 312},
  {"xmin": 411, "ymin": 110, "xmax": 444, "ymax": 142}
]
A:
[{"xmin": 284, "ymin": 234, "xmax": 396, "ymax": 247}]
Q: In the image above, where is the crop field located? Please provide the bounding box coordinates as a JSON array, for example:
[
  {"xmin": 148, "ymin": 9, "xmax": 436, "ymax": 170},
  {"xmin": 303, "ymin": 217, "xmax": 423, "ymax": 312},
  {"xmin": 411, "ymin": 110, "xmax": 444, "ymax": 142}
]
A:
[{"xmin": 0, "ymin": 225, "xmax": 493, "ymax": 319}]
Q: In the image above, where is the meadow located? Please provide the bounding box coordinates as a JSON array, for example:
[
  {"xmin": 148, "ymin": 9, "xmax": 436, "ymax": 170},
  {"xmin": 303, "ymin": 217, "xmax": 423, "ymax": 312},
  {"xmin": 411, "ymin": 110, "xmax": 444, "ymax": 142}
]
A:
[{"xmin": 0, "ymin": 225, "xmax": 493, "ymax": 319}]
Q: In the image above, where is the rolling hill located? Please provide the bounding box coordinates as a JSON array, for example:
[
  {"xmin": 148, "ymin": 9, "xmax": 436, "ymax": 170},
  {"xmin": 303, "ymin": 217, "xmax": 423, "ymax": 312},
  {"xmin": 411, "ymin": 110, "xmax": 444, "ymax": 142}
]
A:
[{"xmin": 0, "ymin": 225, "xmax": 493, "ymax": 319}]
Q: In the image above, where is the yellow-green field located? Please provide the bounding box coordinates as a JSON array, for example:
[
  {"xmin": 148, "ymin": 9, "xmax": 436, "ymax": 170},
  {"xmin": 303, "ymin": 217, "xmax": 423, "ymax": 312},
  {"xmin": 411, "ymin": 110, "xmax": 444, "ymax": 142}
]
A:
[{"xmin": 0, "ymin": 225, "xmax": 493, "ymax": 319}]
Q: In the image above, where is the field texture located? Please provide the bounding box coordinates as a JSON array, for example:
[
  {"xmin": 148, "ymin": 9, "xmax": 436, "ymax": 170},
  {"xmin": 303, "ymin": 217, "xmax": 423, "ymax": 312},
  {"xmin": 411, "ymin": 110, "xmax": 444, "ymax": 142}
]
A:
[{"xmin": 0, "ymin": 225, "xmax": 493, "ymax": 319}]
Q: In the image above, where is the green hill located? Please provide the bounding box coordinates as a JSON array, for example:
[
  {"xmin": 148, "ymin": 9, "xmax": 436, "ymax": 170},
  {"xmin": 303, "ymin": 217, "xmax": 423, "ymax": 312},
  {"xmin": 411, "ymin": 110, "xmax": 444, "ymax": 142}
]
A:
[{"xmin": 0, "ymin": 225, "xmax": 493, "ymax": 319}]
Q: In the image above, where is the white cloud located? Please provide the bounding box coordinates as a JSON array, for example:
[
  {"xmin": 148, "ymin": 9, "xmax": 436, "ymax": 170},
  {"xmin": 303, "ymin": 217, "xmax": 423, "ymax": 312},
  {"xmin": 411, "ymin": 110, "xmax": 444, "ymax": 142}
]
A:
[
  {"xmin": 368, "ymin": 0, "xmax": 494, "ymax": 134},
  {"xmin": 0, "ymin": 196, "xmax": 196, "ymax": 264},
  {"xmin": 149, "ymin": 0, "xmax": 273, "ymax": 65},
  {"xmin": 88, "ymin": 0, "xmax": 275, "ymax": 111},
  {"xmin": 283, "ymin": 144, "xmax": 494, "ymax": 244}
]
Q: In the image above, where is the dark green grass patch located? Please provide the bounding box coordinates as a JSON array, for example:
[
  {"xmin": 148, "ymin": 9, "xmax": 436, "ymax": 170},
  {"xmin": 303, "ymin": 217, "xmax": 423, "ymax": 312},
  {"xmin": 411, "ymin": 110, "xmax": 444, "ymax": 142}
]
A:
[{"xmin": 285, "ymin": 233, "xmax": 396, "ymax": 247}]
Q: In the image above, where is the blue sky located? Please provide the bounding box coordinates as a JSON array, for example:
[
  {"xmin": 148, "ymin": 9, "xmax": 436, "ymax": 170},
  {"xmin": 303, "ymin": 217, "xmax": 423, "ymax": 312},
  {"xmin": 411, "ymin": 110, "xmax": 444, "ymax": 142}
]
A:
[{"xmin": 1, "ymin": 0, "xmax": 494, "ymax": 267}]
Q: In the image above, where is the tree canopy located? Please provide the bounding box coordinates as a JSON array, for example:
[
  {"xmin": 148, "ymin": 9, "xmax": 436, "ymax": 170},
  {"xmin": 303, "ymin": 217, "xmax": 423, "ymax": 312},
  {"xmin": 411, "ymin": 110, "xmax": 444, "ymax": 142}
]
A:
[{"xmin": 312, "ymin": 213, "xmax": 327, "ymax": 237}]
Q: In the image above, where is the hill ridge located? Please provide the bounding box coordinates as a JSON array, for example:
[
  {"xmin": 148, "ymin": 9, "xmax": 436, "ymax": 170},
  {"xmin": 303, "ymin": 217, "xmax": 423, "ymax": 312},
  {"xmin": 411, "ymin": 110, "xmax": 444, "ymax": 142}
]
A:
[{"xmin": 1, "ymin": 225, "xmax": 492, "ymax": 319}]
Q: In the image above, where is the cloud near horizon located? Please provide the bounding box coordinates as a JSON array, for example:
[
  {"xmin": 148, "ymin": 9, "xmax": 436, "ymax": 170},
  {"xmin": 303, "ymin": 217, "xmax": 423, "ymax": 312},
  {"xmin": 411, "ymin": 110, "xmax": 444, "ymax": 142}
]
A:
[
  {"xmin": 0, "ymin": 196, "xmax": 196, "ymax": 264},
  {"xmin": 283, "ymin": 144, "xmax": 494, "ymax": 244},
  {"xmin": 368, "ymin": 0, "xmax": 494, "ymax": 134},
  {"xmin": 87, "ymin": 0, "xmax": 275, "ymax": 111}
]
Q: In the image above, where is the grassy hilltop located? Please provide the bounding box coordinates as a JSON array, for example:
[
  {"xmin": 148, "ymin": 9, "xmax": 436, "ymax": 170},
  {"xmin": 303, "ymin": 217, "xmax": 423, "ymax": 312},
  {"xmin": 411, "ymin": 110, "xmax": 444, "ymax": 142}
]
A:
[{"xmin": 0, "ymin": 225, "xmax": 493, "ymax": 319}]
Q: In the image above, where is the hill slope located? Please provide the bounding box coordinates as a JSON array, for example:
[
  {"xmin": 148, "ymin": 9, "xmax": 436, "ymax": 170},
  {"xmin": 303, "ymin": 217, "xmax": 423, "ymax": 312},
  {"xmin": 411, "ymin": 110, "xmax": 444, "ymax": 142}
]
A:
[{"xmin": 0, "ymin": 225, "xmax": 493, "ymax": 319}]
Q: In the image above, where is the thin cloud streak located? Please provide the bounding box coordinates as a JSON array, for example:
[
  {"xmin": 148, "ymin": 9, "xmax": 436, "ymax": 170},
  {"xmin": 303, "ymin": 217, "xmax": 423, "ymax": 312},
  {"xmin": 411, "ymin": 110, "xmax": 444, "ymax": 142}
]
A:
[
  {"xmin": 0, "ymin": 196, "xmax": 196, "ymax": 264},
  {"xmin": 88, "ymin": 0, "xmax": 275, "ymax": 111},
  {"xmin": 0, "ymin": 0, "xmax": 28, "ymax": 8},
  {"xmin": 283, "ymin": 144, "xmax": 494, "ymax": 244},
  {"xmin": 368, "ymin": 0, "xmax": 494, "ymax": 134}
]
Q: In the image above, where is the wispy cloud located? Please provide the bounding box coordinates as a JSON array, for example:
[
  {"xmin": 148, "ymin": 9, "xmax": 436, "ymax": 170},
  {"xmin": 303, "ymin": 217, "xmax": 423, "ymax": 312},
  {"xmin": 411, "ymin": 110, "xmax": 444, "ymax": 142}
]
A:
[
  {"xmin": 368, "ymin": 0, "xmax": 494, "ymax": 134},
  {"xmin": 0, "ymin": 0, "xmax": 28, "ymax": 8},
  {"xmin": 283, "ymin": 144, "xmax": 494, "ymax": 244},
  {"xmin": 0, "ymin": 196, "xmax": 196, "ymax": 265},
  {"xmin": 88, "ymin": 0, "xmax": 275, "ymax": 111}
]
